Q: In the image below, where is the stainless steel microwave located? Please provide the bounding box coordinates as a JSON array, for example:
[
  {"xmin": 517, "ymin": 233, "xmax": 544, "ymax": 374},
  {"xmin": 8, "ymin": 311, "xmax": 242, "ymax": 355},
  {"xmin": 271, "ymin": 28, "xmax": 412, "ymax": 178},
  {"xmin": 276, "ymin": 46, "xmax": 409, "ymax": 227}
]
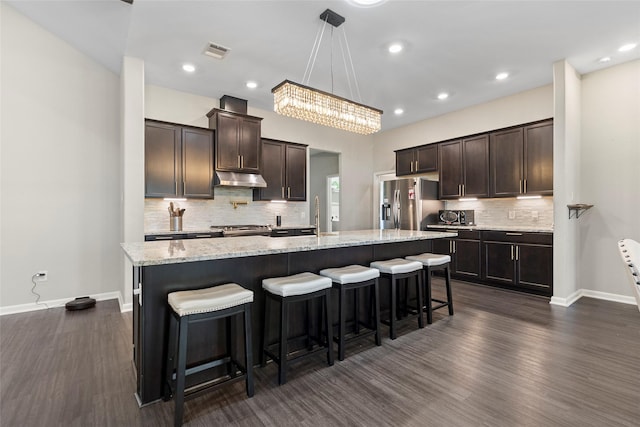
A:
[{"xmin": 438, "ymin": 210, "xmax": 475, "ymax": 225}]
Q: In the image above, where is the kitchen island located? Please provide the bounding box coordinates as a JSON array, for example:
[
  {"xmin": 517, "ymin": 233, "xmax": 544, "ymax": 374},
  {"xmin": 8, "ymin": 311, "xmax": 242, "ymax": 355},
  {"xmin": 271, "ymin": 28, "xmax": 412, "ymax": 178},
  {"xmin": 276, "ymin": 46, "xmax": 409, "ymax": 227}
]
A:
[{"xmin": 122, "ymin": 229, "xmax": 456, "ymax": 405}]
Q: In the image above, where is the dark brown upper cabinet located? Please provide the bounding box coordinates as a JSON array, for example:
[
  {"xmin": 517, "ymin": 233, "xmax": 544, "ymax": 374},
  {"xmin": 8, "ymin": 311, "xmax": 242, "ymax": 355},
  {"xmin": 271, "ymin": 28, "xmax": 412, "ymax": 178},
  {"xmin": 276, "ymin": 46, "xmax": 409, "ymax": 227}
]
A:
[
  {"xmin": 145, "ymin": 120, "xmax": 214, "ymax": 199},
  {"xmin": 490, "ymin": 119, "xmax": 553, "ymax": 197},
  {"xmin": 438, "ymin": 135, "xmax": 489, "ymax": 199},
  {"xmin": 254, "ymin": 138, "xmax": 307, "ymax": 201},
  {"xmin": 395, "ymin": 144, "xmax": 438, "ymax": 176},
  {"xmin": 206, "ymin": 108, "xmax": 262, "ymax": 173}
]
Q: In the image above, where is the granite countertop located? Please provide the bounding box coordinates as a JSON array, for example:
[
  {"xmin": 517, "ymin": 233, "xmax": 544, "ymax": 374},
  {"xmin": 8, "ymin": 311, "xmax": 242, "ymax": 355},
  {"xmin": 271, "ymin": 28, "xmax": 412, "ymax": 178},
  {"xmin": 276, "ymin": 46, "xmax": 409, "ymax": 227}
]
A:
[
  {"xmin": 122, "ymin": 229, "xmax": 457, "ymax": 267},
  {"xmin": 426, "ymin": 224, "xmax": 553, "ymax": 233}
]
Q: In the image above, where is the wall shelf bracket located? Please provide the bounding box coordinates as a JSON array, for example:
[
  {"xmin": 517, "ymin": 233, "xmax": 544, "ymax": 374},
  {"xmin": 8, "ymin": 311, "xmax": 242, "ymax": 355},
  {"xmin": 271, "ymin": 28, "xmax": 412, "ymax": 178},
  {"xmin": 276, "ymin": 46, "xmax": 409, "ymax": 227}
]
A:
[{"xmin": 567, "ymin": 204, "xmax": 593, "ymax": 219}]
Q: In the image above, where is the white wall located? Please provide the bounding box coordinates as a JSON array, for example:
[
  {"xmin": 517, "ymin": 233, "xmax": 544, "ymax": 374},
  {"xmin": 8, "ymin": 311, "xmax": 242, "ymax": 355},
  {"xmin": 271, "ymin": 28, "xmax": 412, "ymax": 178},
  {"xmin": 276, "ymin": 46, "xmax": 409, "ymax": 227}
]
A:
[
  {"xmin": 120, "ymin": 57, "xmax": 145, "ymax": 308},
  {"xmin": 551, "ymin": 61, "xmax": 582, "ymax": 303},
  {"xmin": 0, "ymin": 4, "xmax": 121, "ymax": 309},
  {"xmin": 578, "ymin": 60, "xmax": 640, "ymax": 297},
  {"xmin": 145, "ymin": 85, "xmax": 375, "ymax": 231}
]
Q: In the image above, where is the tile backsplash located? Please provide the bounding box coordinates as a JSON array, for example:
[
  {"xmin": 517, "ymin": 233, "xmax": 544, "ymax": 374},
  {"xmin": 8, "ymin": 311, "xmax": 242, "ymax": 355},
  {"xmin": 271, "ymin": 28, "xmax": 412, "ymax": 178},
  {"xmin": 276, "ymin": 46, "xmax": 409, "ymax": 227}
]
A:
[
  {"xmin": 145, "ymin": 187, "xmax": 309, "ymax": 233},
  {"xmin": 445, "ymin": 196, "xmax": 553, "ymax": 229}
]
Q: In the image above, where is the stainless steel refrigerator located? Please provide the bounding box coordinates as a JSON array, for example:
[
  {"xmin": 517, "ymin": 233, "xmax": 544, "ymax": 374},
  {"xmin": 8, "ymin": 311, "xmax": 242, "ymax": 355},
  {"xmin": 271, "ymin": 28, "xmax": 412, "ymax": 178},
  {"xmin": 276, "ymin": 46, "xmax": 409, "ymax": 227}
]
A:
[{"xmin": 380, "ymin": 178, "xmax": 443, "ymax": 230}]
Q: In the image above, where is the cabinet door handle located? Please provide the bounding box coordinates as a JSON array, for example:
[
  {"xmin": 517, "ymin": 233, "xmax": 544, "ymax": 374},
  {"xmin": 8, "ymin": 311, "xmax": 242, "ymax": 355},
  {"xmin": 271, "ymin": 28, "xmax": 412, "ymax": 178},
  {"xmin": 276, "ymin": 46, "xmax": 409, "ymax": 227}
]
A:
[
  {"xmin": 415, "ymin": 160, "xmax": 418, "ymax": 171},
  {"xmin": 462, "ymin": 184, "xmax": 465, "ymax": 196},
  {"xmin": 516, "ymin": 246, "xmax": 519, "ymax": 261},
  {"xmin": 519, "ymin": 179, "xmax": 523, "ymax": 194},
  {"xmin": 238, "ymin": 155, "xmax": 241, "ymax": 168},
  {"xmin": 524, "ymin": 179, "xmax": 527, "ymax": 194},
  {"xmin": 410, "ymin": 161, "xmax": 414, "ymax": 172},
  {"xmin": 453, "ymin": 241, "xmax": 456, "ymax": 254},
  {"xmin": 287, "ymin": 187, "xmax": 291, "ymax": 198},
  {"xmin": 281, "ymin": 187, "xmax": 285, "ymax": 198},
  {"xmin": 183, "ymin": 182, "xmax": 186, "ymax": 195},
  {"xmin": 511, "ymin": 245, "xmax": 514, "ymax": 260}
]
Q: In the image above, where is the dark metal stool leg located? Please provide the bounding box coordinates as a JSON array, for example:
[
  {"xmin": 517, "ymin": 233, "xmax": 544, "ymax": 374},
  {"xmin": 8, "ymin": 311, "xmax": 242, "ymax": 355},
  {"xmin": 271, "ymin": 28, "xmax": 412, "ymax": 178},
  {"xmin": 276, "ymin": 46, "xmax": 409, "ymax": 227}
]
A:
[
  {"xmin": 354, "ymin": 288, "xmax": 361, "ymax": 334},
  {"xmin": 338, "ymin": 284, "xmax": 346, "ymax": 361},
  {"xmin": 174, "ymin": 316, "xmax": 188, "ymax": 427},
  {"xmin": 416, "ymin": 271, "xmax": 424, "ymax": 329},
  {"xmin": 243, "ymin": 304, "xmax": 254, "ymax": 397},
  {"xmin": 425, "ymin": 267, "xmax": 433, "ymax": 324},
  {"xmin": 163, "ymin": 311, "xmax": 178, "ymax": 401},
  {"xmin": 390, "ymin": 275, "xmax": 397, "ymax": 340},
  {"xmin": 324, "ymin": 288, "xmax": 334, "ymax": 366},
  {"xmin": 260, "ymin": 293, "xmax": 271, "ymax": 367},
  {"xmin": 373, "ymin": 278, "xmax": 381, "ymax": 346},
  {"xmin": 445, "ymin": 265, "xmax": 454, "ymax": 315},
  {"xmin": 278, "ymin": 298, "xmax": 289, "ymax": 385}
]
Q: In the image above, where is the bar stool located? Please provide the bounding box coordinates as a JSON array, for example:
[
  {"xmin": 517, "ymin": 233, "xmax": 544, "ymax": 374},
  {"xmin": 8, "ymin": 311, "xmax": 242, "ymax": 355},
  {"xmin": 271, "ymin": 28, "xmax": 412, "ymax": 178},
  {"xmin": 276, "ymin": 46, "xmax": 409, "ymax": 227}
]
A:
[
  {"xmin": 319, "ymin": 265, "xmax": 381, "ymax": 361},
  {"xmin": 164, "ymin": 283, "xmax": 254, "ymax": 427},
  {"xmin": 406, "ymin": 253, "xmax": 453, "ymax": 324},
  {"xmin": 260, "ymin": 272, "xmax": 333, "ymax": 385},
  {"xmin": 369, "ymin": 258, "xmax": 424, "ymax": 340}
]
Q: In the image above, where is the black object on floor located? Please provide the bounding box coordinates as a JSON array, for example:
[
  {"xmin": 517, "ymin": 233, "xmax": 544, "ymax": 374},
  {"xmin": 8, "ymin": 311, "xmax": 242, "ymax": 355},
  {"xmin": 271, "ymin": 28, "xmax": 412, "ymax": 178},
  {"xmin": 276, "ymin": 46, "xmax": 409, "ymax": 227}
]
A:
[{"xmin": 65, "ymin": 297, "xmax": 96, "ymax": 311}]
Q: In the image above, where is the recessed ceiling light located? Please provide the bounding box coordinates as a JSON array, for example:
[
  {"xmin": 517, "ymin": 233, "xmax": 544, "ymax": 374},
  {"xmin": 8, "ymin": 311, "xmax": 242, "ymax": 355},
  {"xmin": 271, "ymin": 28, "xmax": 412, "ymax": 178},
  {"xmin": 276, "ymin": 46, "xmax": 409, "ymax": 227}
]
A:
[
  {"xmin": 388, "ymin": 43, "xmax": 403, "ymax": 54},
  {"xmin": 437, "ymin": 92, "xmax": 449, "ymax": 100},
  {"xmin": 495, "ymin": 72, "xmax": 509, "ymax": 80},
  {"xmin": 618, "ymin": 43, "xmax": 637, "ymax": 52},
  {"xmin": 348, "ymin": 0, "xmax": 386, "ymax": 6},
  {"xmin": 182, "ymin": 63, "xmax": 196, "ymax": 73},
  {"xmin": 598, "ymin": 56, "xmax": 612, "ymax": 63},
  {"xmin": 246, "ymin": 81, "xmax": 258, "ymax": 89},
  {"xmin": 394, "ymin": 108, "xmax": 404, "ymax": 115}
]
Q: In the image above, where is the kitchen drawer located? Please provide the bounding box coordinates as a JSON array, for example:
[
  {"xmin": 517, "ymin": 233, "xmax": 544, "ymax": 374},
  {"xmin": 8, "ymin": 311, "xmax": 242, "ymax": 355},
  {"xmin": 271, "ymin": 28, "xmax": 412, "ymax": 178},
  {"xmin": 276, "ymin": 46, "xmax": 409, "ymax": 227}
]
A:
[
  {"xmin": 145, "ymin": 232, "xmax": 222, "ymax": 241},
  {"xmin": 482, "ymin": 231, "xmax": 552, "ymax": 245},
  {"xmin": 271, "ymin": 227, "xmax": 316, "ymax": 237},
  {"xmin": 427, "ymin": 228, "xmax": 480, "ymax": 240}
]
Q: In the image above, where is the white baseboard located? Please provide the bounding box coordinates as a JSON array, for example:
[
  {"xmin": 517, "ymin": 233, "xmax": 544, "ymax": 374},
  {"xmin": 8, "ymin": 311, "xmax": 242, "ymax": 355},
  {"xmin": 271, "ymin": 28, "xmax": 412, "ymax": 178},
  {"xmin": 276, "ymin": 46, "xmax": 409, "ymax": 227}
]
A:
[
  {"xmin": 550, "ymin": 288, "xmax": 638, "ymax": 307},
  {"xmin": 0, "ymin": 291, "xmax": 122, "ymax": 316}
]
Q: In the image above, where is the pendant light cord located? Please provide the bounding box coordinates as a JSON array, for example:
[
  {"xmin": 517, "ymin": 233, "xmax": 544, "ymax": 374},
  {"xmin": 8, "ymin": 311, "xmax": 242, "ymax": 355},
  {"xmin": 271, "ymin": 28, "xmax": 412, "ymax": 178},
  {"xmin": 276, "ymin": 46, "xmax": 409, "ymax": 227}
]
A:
[{"xmin": 302, "ymin": 11, "xmax": 364, "ymax": 102}]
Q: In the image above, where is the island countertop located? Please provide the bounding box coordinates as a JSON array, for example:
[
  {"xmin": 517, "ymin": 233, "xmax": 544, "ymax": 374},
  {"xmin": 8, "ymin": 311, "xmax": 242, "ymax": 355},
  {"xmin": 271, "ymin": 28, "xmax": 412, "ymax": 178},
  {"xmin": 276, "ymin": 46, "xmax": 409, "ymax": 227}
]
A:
[{"xmin": 121, "ymin": 229, "xmax": 457, "ymax": 267}]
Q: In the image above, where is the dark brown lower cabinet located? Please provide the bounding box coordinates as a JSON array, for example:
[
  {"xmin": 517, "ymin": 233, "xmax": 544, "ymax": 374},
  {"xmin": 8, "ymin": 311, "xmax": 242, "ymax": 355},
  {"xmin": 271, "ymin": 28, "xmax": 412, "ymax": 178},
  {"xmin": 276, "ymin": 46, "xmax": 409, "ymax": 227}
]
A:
[
  {"xmin": 482, "ymin": 231, "xmax": 553, "ymax": 296},
  {"xmin": 428, "ymin": 228, "xmax": 552, "ymax": 296},
  {"xmin": 431, "ymin": 230, "xmax": 481, "ymax": 279}
]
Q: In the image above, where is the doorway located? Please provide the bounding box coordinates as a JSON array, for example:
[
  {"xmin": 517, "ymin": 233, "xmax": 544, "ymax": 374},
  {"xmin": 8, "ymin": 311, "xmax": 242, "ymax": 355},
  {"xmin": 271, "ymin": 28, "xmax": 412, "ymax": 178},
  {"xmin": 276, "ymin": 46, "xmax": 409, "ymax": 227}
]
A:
[
  {"xmin": 309, "ymin": 149, "xmax": 340, "ymax": 233},
  {"xmin": 327, "ymin": 175, "xmax": 340, "ymax": 232}
]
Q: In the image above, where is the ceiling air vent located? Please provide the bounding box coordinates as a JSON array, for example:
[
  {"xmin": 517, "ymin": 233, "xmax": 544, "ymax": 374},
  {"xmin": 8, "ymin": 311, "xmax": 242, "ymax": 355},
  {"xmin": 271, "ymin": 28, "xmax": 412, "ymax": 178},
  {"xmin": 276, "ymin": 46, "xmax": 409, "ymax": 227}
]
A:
[{"xmin": 203, "ymin": 42, "xmax": 231, "ymax": 60}]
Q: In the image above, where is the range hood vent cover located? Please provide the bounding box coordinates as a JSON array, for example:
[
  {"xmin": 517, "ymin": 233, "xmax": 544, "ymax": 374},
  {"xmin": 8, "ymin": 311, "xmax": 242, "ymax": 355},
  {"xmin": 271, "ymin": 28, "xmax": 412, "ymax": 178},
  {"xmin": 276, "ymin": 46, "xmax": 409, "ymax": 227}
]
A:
[{"xmin": 214, "ymin": 171, "xmax": 267, "ymax": 188}]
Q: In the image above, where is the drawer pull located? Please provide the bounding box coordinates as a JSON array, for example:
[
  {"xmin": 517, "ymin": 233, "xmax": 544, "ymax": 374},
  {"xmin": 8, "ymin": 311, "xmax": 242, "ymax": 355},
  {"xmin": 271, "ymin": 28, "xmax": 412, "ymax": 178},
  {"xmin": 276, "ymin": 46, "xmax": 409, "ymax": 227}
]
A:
[
  {"xmin": 506, "ymin": 232, "xmax": 523, "ymax": 236},
  {"xmin": 275, "ymin": 230, "xmax": 288, "ymax": 234},
  {"xmin": 155, "ymin": 236, "xmax": 174, "ymax": 240},
  {"xmin": 194, "ymin": 235, "xmax": 212, "ymax": 238}
]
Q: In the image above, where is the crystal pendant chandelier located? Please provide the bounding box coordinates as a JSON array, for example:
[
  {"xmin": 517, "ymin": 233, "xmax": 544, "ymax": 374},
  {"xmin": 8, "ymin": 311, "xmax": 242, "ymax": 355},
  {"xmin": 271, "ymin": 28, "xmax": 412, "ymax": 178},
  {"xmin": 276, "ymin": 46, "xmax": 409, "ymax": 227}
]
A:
[{"xmin": 272, "ymin": 9, "xmax": 383, "ymax": 135}]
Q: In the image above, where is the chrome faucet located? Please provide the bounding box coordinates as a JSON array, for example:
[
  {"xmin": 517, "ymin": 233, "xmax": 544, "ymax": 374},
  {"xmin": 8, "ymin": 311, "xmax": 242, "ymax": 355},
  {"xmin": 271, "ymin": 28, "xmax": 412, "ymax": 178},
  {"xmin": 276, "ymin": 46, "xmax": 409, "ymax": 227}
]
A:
[{"xmin": 314, "ymin": 195, "xmax": 320, "ymax": 235}]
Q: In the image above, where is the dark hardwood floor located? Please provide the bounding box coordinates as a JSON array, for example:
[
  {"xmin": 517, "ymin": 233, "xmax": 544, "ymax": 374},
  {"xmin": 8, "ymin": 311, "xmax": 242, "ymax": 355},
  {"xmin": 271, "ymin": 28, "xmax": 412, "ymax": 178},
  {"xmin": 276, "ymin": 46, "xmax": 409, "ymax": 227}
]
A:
[{"xmin": 2, "ymin": 280, "xmax": 639, "ymax": 426}]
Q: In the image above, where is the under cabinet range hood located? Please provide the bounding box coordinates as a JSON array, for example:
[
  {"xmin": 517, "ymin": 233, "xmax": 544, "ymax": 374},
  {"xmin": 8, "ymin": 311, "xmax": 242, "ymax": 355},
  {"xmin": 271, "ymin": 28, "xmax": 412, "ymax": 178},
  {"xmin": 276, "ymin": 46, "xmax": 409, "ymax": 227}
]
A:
[{"xmin": 214, "ymin": 171, "xmax": 267, "ymax": 188}]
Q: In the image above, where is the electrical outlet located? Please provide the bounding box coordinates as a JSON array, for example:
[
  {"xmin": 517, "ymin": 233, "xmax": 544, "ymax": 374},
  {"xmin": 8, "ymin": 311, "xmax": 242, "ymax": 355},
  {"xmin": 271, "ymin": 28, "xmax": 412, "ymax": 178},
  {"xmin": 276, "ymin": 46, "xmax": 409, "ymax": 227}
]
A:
[
  {"xmin": 35, "ymin": 271, "xmax": 48, "ymax": 282},
  {"xmin": 508, "ymin": 210, "xmax": 516, "ymax": 220}
]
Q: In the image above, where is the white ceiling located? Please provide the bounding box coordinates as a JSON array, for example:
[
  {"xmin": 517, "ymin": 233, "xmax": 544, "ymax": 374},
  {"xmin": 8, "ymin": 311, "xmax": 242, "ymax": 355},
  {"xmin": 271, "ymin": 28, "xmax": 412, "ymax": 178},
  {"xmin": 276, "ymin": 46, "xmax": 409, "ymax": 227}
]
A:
[{"xmin": 7, "ymin": 0, "xmax": 640, "ymax": 131}]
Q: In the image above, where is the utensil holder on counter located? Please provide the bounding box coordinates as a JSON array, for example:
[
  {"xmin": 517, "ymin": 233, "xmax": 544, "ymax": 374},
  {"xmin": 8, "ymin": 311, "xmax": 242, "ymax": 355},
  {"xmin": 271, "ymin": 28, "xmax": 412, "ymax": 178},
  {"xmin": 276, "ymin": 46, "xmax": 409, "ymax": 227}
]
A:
[{"xmin": 170, "ymin": 216, "xmax": 183, "ymax": 231}]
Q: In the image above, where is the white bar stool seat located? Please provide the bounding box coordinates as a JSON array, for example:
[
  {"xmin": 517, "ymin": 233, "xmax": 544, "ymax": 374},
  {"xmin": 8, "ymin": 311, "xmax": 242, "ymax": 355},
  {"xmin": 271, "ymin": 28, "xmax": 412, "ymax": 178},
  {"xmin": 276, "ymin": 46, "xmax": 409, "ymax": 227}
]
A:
[
  {"xmin": 320, "ymin": 265, "xmax": 382, "ymax": 360},
  {"xmin": 405, "ymin": 253, "xmax": 451, "ymax": 268},
  {"xmin": 263, "ymin": 272, "xmax": 332, "ymax": 297}
]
